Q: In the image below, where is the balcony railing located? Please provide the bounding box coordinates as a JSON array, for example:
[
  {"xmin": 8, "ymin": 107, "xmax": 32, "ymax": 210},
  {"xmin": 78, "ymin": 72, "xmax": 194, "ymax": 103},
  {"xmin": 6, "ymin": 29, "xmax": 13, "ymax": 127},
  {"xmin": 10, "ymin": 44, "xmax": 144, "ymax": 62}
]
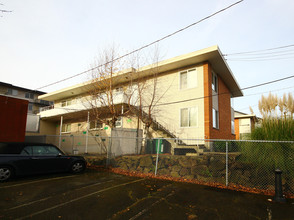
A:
[
  {"xmin": 39, "ymin": 105, "xmax": 54, "ymax": 112},
  {"xmin": 39, "ymin": 92, "xmax": 138, "ymax": 117}
]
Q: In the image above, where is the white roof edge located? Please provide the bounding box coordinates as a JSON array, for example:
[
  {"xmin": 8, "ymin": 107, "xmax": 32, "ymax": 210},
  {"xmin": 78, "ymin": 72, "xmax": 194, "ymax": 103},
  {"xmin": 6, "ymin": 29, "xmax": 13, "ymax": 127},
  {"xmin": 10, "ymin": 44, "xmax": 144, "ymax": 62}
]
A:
[
  {"xmin": 39, "ymin": 45, "xmax": 243, "ymax": 101},
  {"xmin": 216, "ymin": 47, "xmax": 243, "ymax": 96}
]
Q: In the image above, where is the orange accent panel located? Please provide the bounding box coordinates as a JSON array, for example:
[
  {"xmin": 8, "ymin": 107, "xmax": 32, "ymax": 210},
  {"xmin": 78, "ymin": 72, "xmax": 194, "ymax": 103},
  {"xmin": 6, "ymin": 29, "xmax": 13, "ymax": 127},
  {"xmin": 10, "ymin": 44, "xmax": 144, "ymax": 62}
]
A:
[
  {"xmin": 203, "ymin": 62, "xmax": 212, "ymax": 139},
  {"xmin": 235, "ymin": 118, "xmax": 240, "ymax": 140}
]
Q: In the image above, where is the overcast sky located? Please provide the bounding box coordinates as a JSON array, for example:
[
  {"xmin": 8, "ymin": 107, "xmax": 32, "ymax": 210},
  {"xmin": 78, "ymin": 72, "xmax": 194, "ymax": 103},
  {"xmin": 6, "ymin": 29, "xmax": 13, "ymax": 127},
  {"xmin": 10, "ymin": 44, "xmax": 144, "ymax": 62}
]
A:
[{"xmin": 1, "ymin": 0, "xmax": 294, "ymax": 115}]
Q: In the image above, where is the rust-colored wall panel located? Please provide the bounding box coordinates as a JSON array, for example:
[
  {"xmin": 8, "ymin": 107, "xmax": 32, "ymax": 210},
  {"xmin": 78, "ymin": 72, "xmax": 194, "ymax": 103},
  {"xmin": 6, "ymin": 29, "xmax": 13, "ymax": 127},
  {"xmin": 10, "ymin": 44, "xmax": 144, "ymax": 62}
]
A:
[
  {"xmin": 235, "ymin": 118, "xmax": 240, "ymax": 140},
  {"xmin": 203, "ymin": 63, "xmax": 235, "ymax": 140},
  {"xmin": 203, "ymin": 62, "xmax": 212, "ymax": 139},
  {"xmin": 0, "ymin": 96, "xmax": 28, "ymax": 142}
]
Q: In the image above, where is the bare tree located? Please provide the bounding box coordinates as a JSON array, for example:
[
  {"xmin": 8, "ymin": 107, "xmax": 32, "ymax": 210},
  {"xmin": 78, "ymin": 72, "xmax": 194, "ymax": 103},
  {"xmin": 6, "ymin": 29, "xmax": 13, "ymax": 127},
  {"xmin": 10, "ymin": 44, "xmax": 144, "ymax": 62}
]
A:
[
  {"xmin": 86, "ymin": 46, "xmax": 135, "ymax": 129},
  {"xmin": 85, "ymin": 46, "xmax": 170, "ymax": 154},
  {"xmin": 0, "ymin": 3, "xmax": 12, "ymax": 17}
]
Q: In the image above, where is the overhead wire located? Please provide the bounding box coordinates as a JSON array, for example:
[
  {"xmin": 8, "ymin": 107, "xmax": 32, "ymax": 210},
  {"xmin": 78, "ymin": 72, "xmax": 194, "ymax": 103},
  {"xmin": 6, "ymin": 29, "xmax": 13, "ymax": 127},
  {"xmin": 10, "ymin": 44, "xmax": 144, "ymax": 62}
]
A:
[
  {"xmin": 153, "ymin": 74, "xmax": 294, "ymax": 107},
  {"xmin": 35, "ymin": 0, "xmax": 244, "ymax": 91},
  {"xmin": 223, "ymin": 44, "xmax": 294, "ymax": 56},
  {"xmin": 52, "ymin": 73, "xmax": 294, "ymax": 112},
  {"xmin": 224, "ymin": 44, "xmax": 294, "ymax": 62}
]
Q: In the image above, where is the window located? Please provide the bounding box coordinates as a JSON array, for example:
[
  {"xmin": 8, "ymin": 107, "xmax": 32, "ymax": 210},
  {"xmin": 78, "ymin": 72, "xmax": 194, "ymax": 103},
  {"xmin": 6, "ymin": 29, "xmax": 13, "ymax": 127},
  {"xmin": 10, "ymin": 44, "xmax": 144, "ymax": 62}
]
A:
[
  {"xmin": 61, "ymin": 99, "xmax": 73, "ymax": 107},
  {"xmin": 7, "ymin": 88, "xmax": 18, "ymax": 96},
  {"xmin": 212, "ymin": 72, "xmax": 218, "ymax": 92},
  {"xmin": 25, "ymin": 93, "xmax": 34, "ymax": 99},
  {"xmin": 21, "ymin": 145, "xmax": 61, "ymax": 156},
  {"xmin": 115, "ymin": 117, "xmax": 122, "ymax": 128},
  {"xmin": 180, "ymin": 107, "xmax": 197, "ymax": 127},
  {"xmin": 62, "ymin": 124, "xmax": 71, "ymax": 133},
  {"xmin": 20, "ymin": 146, "xmax": 33, "ymax": 156},
  {"xmin": 115, "ymin": 87, "xmax": 123, "ymax": 93},
  {"xmin": 231, "ymin": 120, "xmax": 235, "ymax": 134},
  {"xmin": 90, "ymin": 121, "xmax": 103, "ymax": 130},
  {"xmin": 213, "ymin": 108, "xmax": 219, "ymax": 129},
  {"xmin": 28, "ymin": 103, "xmax": 33, "ymax": 112},
  {"xmin": 180, "ymin": 68, "xmax": 197, "ymax": 89}
]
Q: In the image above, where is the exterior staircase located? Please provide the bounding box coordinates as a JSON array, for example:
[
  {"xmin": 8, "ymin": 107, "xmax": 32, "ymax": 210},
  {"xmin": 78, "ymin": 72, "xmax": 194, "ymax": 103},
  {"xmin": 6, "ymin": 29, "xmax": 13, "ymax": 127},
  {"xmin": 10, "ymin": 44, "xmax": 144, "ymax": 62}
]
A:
[
  {"xmin": 133, "ymin": 106, "xmax": 209, "ymax": 156},
  {"xmin": 149, "ymin": 117, "xmax": 209, "ymax": 156}
]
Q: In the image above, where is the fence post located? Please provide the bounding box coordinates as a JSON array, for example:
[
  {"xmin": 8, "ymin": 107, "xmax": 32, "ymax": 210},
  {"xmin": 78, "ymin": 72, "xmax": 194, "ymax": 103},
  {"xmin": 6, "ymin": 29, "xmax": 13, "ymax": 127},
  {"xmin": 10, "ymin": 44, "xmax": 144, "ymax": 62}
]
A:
[
  {"xmin": 85, "ymin": 111, "xmax": 89, "ymax": 154},
  {"xmin": 71, "ymin": 135, "xmax": 74, "ymax": 154},
  {"xmin": 274, "ymin": 169, "xmax": 286, "ymax": 202},
  {"xmin": 59, "ymin": 116, "xmax": 63, "ymax": 149},
  {"xmin": 155, "ymin": 138, "xmax": 160, "ymax": 176},
  {"xmin": 226, "ymin": 141, "xmax": 229, "ymax": 187},
  {"xmin": 106, "ymin": 137, "xmax": 112, "ymax": 167}
]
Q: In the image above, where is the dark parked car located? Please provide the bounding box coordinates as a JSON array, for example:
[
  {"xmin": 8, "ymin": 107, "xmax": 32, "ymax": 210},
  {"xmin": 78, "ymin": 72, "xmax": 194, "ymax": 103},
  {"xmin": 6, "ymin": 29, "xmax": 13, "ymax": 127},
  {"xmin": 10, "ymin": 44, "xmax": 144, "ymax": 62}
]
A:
[{"xmin": 0, "ymin": 142, "xmax": 86, "ymax": 182}]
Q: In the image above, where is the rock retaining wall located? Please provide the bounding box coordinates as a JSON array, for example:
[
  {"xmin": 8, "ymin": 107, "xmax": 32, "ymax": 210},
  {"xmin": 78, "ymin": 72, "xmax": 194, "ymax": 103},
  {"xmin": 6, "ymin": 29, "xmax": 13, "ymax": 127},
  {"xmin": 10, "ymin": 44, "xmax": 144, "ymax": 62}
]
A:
[{"xmin": 85, "ymin": 154, "xmax": 294, "ymax": 195}]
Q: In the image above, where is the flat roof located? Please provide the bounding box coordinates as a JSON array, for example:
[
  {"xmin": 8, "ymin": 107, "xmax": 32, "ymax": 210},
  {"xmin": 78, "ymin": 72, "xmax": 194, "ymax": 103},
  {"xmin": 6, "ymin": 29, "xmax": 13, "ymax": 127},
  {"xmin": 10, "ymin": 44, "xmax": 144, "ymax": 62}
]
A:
[
  {"xmin": 0, "ymin": 81, "xmax": 46, "ymax": 95},
  {"xmin": 39, "ymin": 45, "xmax": 243, "ymax": 101}
]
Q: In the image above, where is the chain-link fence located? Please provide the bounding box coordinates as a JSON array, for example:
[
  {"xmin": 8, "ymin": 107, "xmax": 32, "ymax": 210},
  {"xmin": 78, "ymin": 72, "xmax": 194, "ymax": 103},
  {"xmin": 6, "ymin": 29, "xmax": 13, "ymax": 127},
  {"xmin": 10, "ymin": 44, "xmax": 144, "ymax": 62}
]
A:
[
  {"xmin": 109, "ymin": 137, "xmax": 294, "ymax": 197},
  {"xmin": 25, "ymin": 135, "xmax": 294, "ymax": 196}
]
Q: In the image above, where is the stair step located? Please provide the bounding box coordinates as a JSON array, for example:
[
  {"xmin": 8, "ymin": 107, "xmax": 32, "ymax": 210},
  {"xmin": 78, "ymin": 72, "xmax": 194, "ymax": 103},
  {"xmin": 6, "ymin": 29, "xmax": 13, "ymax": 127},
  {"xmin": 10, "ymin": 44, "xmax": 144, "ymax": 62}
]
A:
[{"xmin": 186, "ymin": 153, "xmax": 203, "ymax": 156}]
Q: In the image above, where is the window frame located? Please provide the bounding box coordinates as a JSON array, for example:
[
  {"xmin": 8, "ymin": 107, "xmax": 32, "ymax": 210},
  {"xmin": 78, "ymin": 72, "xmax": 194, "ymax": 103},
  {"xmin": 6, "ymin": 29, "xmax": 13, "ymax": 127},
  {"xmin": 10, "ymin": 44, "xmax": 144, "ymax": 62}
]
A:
[
  {"xmin": 7, "ymin": 88, "xmax": 18, "ymax": 96},
  {"xmin": 212, "ymin": 72, "xmax": 218, "ymax": 92},
  {"xmin": 25, "ymin": 92, "xmax": 34, "ymax": 99},
  {"xmin": 179, "ymin": 68, "xmax": 197, "ymax": 90},
  {"xmin": 212, "ymin": 108, "xmax": 219, "ymax": 129},
  {"xmin": 180, "ymin": 106, "xmax": 198, "ymax": 128},
  {"xmin": 89, "ymin": 121, "xmax": 103, "ymax": 130},
  {"xmin": 61, "ymin": 99, "xmax": 74, "ymax": 107},
  {"xmin": 61, "ymin": 123, "xmax": 71, "ymax": 133},
  {"xmin": 28, "ymin": 103, "xmax": 33, "ymax": 112}
]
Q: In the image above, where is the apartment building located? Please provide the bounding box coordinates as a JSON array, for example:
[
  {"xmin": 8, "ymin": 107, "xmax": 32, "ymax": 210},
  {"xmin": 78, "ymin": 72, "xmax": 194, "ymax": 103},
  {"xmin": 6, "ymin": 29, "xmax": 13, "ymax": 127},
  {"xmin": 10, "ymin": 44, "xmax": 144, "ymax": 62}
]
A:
[
  {"xmin": 0, "ymin": 82, "xmax": 52, "ymax": 133},
  {"xmin": 38, "ymin": 45, "xmax": 243, "ymax": 154},
  {"xmin": 0, "ymin": 82, "xmax": 52, "ymax": 114}
]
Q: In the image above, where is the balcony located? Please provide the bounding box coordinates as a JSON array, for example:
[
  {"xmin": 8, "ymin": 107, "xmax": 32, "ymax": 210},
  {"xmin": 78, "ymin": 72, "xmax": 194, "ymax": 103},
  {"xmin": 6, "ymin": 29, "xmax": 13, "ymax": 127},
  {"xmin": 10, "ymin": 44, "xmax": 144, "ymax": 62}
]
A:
[{"xmin": 39, "ymin": 92, "xmax": 137, "ymax": 119}]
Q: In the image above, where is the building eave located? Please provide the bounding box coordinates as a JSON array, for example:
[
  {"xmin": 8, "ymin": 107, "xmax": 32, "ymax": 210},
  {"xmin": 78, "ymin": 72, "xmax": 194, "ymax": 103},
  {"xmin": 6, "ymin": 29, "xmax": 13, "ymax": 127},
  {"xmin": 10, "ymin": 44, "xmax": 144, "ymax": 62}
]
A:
[{"xmin": 39, "ymin": 45, "xmax": 243, "ymax": 102}]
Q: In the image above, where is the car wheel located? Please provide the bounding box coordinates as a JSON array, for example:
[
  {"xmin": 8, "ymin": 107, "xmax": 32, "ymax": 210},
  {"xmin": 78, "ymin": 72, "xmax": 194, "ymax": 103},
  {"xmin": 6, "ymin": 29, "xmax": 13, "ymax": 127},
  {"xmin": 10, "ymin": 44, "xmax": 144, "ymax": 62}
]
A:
[
  {"xmin": 0, "ymin": 166, "xmax": 13, "ymax": 182},
  {"xmin": 71, "ymin": 161, "xmax": 85, "ymax": 174}
]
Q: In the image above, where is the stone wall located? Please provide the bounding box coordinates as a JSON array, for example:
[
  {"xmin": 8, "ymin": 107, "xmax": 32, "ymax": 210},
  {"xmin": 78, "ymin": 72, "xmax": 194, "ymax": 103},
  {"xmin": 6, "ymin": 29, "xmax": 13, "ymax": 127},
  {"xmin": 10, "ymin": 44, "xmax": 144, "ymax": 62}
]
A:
[{"xmin": 110, "ymin": 154, "xmax": 293, "ymax": 195}]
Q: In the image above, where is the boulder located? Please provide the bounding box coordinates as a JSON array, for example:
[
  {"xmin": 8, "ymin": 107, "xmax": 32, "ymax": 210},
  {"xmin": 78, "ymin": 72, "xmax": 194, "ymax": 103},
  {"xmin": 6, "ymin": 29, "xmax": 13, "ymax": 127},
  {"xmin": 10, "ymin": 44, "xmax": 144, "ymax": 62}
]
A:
[
  {"xmin": 179, "ymin": 168, "xmax": 190, "ymax": 176},
  {"xmin": 179, "ymin": 157, "xmax": 192, "ymax": 168},
  {"xmin": 139, "ymin": 156, "xmax": 153, "ymax": 167},
  {"xmin": 191, "ymin": 165, "xmax": 209, "ymax": 176},
  {"xmin": 171, "ymin": 171, "xmax": 180, "ymax": 178}
]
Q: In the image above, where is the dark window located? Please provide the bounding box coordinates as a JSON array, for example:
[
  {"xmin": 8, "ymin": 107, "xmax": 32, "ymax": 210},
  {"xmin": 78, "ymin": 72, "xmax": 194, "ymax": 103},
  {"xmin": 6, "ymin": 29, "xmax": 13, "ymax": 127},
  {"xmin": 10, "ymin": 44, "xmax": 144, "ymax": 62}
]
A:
[
  {"xmin": 21, "ymin": 146, "xmax": 33, "ymax": 155},
  {"xmin": 25, "ymin": 93, "xmax": 34, "ymax": 99}
]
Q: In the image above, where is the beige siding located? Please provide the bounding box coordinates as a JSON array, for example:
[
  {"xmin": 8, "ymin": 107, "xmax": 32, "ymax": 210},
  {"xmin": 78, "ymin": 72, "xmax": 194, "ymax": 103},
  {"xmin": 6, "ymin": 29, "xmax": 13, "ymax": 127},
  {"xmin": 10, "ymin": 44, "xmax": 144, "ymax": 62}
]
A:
[{"xmin": 139, "ymin": 65, "xmax": 205, "ymax": 139}]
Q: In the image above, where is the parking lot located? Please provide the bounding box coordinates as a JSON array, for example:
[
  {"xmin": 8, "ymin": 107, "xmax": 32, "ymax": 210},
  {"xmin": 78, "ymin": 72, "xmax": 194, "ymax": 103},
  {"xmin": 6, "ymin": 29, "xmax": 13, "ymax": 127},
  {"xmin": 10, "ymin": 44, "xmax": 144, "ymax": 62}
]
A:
[{"xmin": 0, "ymin": 169, "xmax": 293, "ymax": 220}]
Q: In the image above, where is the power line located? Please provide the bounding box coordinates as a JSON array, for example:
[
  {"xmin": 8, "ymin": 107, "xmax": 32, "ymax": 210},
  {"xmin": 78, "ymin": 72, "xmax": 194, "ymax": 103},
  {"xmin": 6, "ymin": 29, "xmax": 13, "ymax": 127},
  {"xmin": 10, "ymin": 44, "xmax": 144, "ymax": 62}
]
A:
[
  {"xmin": 223, "ymin": 44, "xmax": 294, "ymax": 56},
  {"xmin": 226, "ymin": 56, "xmax": 294, "ymax": 62},
  {"xmin": 35, "ymin": 0, "xmax": 244, "ymax": 91},
  {"xmin": 48, "ymin": 73, "xmax": 294, "ymax": 113},
  {"xmin": 154, "ymin": 74, "xmax": 294, "ymax": 107}
]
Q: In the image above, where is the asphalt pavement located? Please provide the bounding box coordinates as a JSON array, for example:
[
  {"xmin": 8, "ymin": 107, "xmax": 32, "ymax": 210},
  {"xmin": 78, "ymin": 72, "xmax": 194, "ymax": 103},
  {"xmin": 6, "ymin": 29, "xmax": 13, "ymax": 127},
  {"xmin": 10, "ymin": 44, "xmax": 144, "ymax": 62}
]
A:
[{"xmin": 0, "ymin": 169, "xmax": 293, "ymax": 220}]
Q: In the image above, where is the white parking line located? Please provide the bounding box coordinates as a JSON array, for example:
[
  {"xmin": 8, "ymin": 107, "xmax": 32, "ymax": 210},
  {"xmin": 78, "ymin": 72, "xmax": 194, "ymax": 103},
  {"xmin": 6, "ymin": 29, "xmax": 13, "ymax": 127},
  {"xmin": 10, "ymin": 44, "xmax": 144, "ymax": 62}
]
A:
[
  {"xmin": 0, "ymin": 175, "xmax": 76, "ymax": 189},
  {"xmin": 7, "ymin": 180, "xmax": 113, "ymax": 211},
  {"xmin": 129, "ymin": 191, "xmax": 175, "ymax": 220},
  {"xmin": 15, "ymin": 178, "xmax": 144, "ymax": 220}
]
